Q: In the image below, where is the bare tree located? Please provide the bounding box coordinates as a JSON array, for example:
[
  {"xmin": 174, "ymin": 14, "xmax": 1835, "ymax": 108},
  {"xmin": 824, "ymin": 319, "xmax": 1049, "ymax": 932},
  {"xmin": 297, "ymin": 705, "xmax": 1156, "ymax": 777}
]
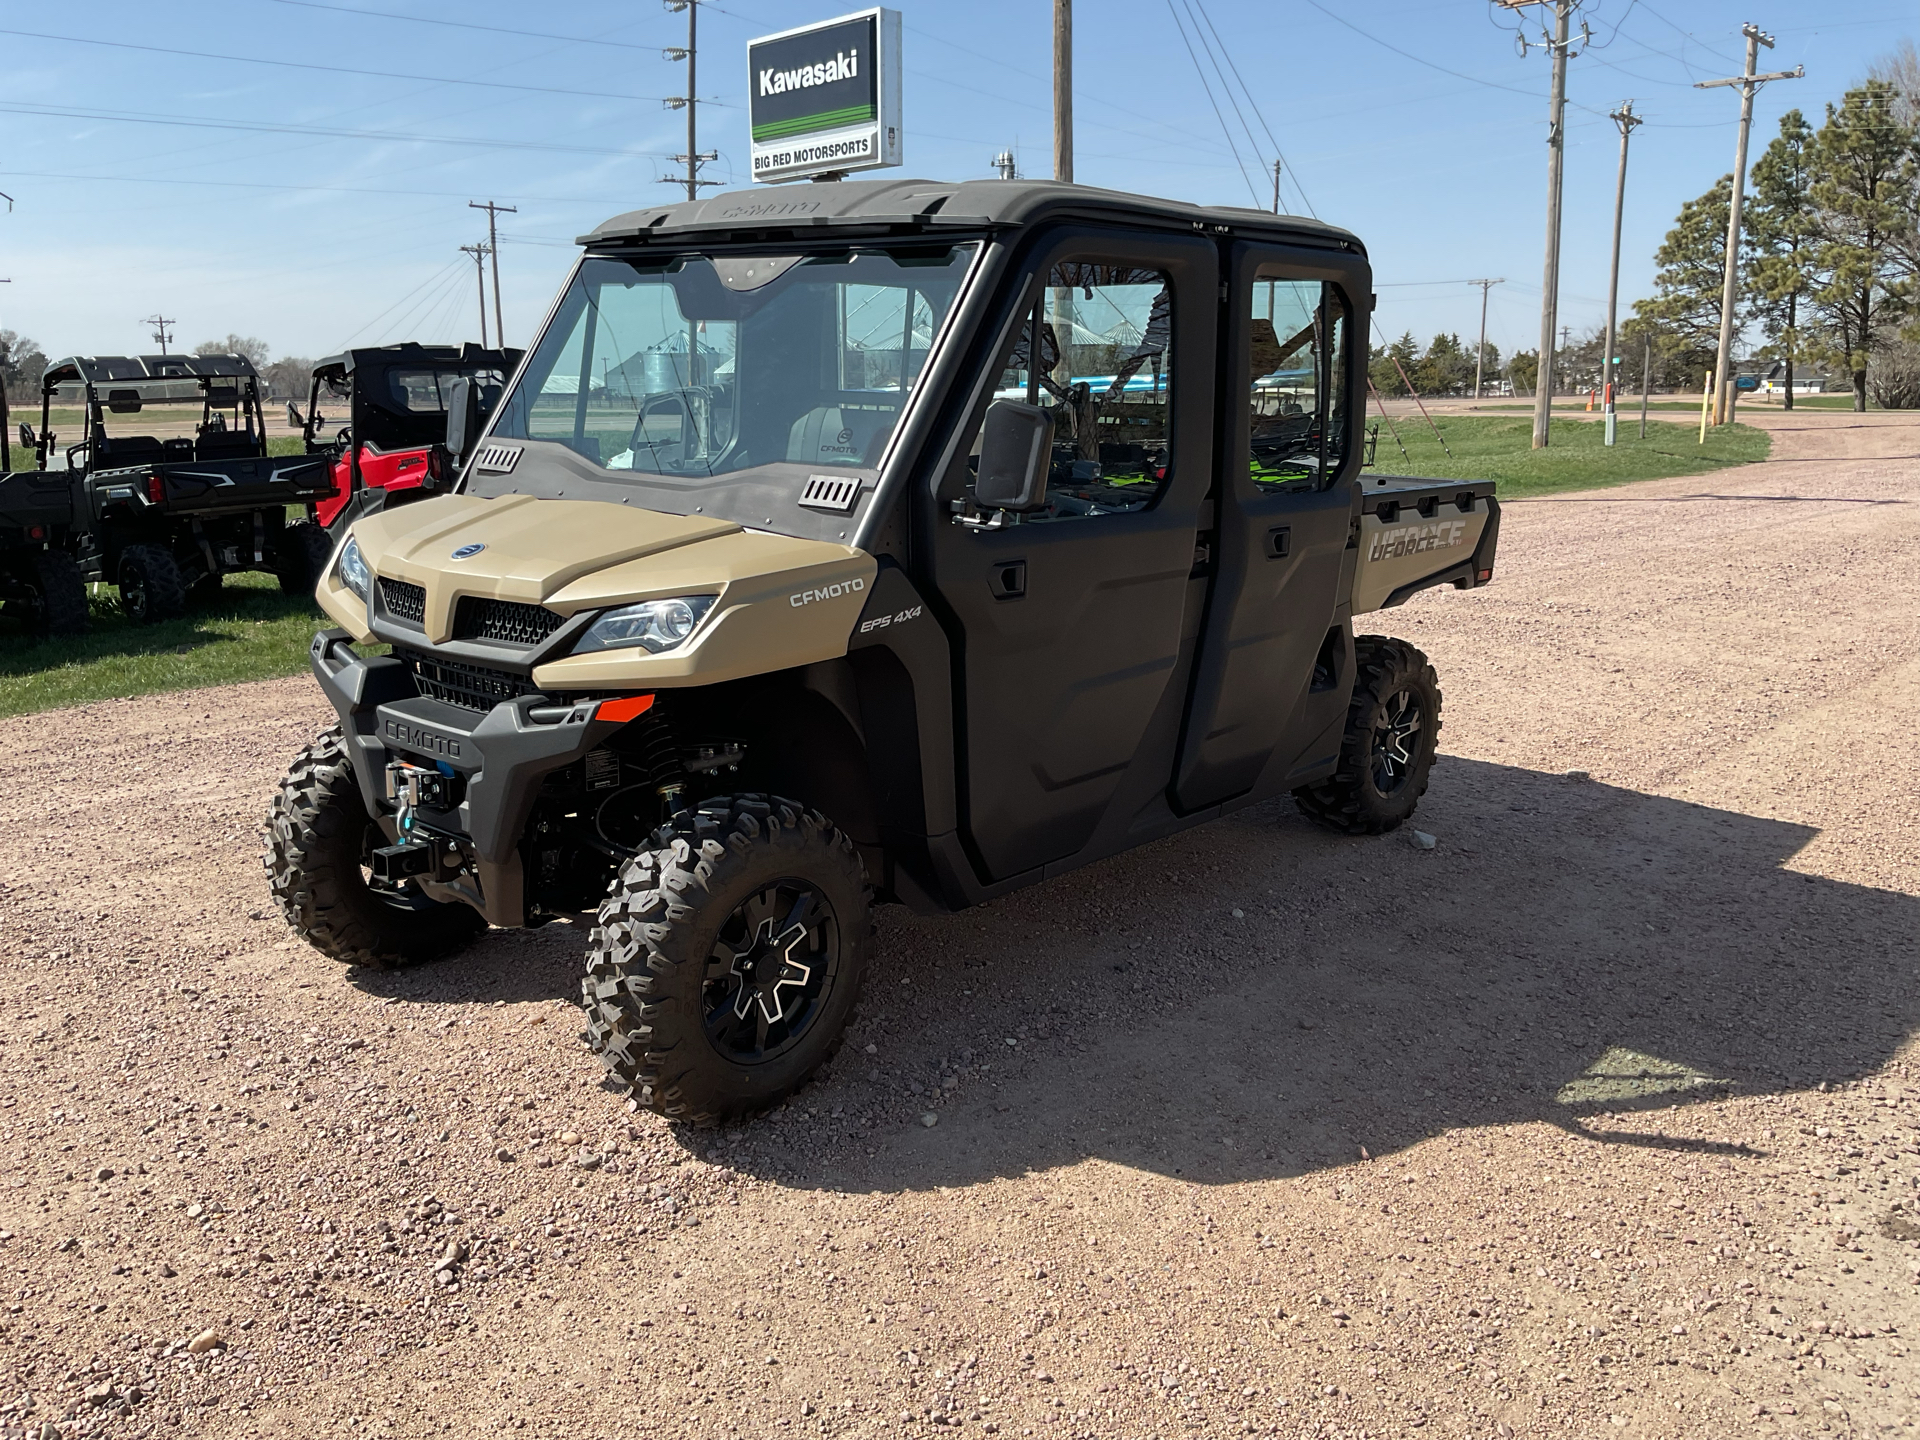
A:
[{"xmin": 193, "ymin": 334, "xmax": 272, "ymax": 369}]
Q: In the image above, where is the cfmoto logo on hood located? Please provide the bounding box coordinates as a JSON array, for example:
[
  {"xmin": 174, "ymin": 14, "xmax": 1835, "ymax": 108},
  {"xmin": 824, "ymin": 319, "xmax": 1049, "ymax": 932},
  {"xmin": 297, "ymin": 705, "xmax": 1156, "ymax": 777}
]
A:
[{"xmin": 450, "ymin": 543, "xmax": 487, "ymax": 560}]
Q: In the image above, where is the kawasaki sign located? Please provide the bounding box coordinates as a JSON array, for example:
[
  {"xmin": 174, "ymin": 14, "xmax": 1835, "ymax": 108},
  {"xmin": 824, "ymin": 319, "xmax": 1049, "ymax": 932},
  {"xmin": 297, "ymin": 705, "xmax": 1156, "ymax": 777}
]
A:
[{"xmin": 748, "ymin": 8, "xmax": 902, "ymax": 184}]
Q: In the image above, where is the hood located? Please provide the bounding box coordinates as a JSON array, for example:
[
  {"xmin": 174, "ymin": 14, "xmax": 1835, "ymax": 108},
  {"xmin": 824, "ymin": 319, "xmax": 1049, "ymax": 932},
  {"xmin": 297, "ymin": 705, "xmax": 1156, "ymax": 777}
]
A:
[
  {"xmin": 321, "ymin": 494, "xmax": 877, "ymax": 680},
  {"xmin": 343, "ymin": 494, "xmax": 741, "ymax": 642}
]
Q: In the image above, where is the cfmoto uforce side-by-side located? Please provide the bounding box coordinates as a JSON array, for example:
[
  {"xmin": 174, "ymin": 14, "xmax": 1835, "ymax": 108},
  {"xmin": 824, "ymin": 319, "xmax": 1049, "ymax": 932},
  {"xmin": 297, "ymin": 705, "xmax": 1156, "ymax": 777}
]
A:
[{"xmin": 266, "ymin": 180, "xmax": 1500, "ymax": 1122}]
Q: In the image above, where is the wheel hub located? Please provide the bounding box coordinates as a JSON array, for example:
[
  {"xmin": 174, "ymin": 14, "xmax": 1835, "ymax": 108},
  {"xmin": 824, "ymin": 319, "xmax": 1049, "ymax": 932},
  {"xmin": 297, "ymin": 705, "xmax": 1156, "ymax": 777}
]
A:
[
  {"xmin": 1370, "ymin": 688, "xmax": 1422, "ymax": 793},
  {"xmin": 703, "ymin": 880, "xmax": 838, "ymax": 1064},
  {"xmin": 728, "ymin": 915, "xmax": 815, "ymax": 1026}
]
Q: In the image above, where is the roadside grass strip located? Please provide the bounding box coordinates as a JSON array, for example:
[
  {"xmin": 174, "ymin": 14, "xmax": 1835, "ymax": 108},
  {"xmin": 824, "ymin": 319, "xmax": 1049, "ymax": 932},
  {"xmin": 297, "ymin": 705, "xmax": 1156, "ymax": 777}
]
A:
[{"xmin": 1367, "ymin": 415, "xmax": 1769, "ymax": 497}]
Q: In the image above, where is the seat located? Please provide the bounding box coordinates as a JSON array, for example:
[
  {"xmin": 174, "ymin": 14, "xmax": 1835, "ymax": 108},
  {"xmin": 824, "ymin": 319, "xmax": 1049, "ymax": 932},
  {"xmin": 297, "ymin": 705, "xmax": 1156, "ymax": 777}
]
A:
[
  {"xmin": 196, "ymin": 431, "xmax": 257, "ymax": 460},
  {"xmin": 95, "ymin": 435, "xmax": 167, "ymax": 468},
  {"xmin": 785, "ymin": 406, "xmax": 896, "ymax": 468}
]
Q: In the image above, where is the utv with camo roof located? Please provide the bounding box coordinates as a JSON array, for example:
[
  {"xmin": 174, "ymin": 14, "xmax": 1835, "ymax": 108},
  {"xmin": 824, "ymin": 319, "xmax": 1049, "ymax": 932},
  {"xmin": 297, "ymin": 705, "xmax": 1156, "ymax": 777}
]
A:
[{"xmin": 265, "ymin": 179, "xmax": 1500, "ymax": 1122}]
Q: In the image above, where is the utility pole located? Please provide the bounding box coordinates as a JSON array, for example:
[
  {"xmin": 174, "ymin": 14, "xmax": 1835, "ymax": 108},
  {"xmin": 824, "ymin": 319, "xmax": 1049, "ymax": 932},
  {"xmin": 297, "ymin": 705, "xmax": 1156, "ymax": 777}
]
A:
[
  {"xmin": 459, "ymin": 244, "xmax": 491, "ymax": 348},
  {"xmin": 1053, "ymin": 0, "xmax": 1072, "ymax": 182},
  {"xmin": 142, "ymin": 315, "xmax": 175, "ymax": 355},
  {"xmin": 992, "ymin": 150, "xmax": 1018, "ymax": 180},
  {"xmin": 1601, "ymin": 101, "xmax": 1642, "ymax": 445},
  {"xmin": 469, "ymin": 201, "xmax": 517, "ymax": 348},
  {"xmin": 1467, "ymin": 279, "xmax": 1504, "ymax": 399},
  {"xmin": 1500, "ymin": 0, "xmax": 1578, "ymax": 448},
  {"xmin": 663, "ymin": 1, "xmax": 719, "ymax": 200},
  {"xmin": 1697, "ymin": 25, "xmax": 1802, "ymax": 425},
  {"xmin": 1271, "ymin": 159, "xmax": 1282, "ymax": 214}
]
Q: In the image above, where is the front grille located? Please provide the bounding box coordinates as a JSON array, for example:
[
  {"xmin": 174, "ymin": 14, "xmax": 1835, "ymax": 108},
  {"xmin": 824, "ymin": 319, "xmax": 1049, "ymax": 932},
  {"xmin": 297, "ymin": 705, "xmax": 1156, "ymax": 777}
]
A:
[
  {"xmin": 456, "ymin": 596, "xmax": 563, "ymax": 647},
  {"xmin": 398, "ymin": 647, "xmax": 541, "ymax": 712},
  {"xmin": 380, "ymin": 578, "xmax": 426, "ymax": 624}
]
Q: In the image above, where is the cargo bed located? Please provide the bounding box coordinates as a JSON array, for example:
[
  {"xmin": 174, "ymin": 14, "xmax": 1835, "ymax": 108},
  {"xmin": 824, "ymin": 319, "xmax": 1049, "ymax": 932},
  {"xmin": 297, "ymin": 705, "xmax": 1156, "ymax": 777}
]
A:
[{"xmin": 1350, "ymin": 475, "xmax": 1500, "ymax": 614}]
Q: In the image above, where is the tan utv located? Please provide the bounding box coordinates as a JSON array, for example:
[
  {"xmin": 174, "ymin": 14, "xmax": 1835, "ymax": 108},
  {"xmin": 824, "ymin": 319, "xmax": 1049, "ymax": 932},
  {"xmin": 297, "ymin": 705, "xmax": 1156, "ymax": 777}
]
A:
[{"xmin": 266, "ymin": 179, "xmax": 1500, "ymax": 1122}]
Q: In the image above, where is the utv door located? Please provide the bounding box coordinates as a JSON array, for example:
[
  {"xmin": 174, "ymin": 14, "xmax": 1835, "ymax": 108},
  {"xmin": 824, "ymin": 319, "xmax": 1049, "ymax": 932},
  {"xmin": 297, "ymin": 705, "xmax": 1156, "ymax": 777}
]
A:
[
  {"xmin": 925, "ymin": 230, "xmax": 1217, "ymax": 882},
  {"xmin": 1174, "ymin": 245, "xmax": 1368, "ymax": 810}
]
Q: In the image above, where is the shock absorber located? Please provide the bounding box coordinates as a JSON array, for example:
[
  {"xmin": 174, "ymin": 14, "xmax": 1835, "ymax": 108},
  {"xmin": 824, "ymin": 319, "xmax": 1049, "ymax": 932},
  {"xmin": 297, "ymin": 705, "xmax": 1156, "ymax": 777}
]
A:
[{"xmin": 626, "ymin": 706, "xmax": 689, "ymax": 818}]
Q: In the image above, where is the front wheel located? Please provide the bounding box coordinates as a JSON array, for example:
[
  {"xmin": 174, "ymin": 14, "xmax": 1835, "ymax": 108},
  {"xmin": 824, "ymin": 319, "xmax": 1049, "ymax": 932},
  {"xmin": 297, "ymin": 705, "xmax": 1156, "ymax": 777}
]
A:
[
  {"xmin": 1293, "ymin": 635, "xmax": 1441, "ymax": 835},
  {"xmin": 277, "ymin": 519, "xmax": 336, "ymax": 598},
  {"xmin": 265, "ymin": 727, "xmax": 485, "ymax": 968},
  {"xmin": 581, "ymin": 795, "xmax": 871, "ymax": 1123}
]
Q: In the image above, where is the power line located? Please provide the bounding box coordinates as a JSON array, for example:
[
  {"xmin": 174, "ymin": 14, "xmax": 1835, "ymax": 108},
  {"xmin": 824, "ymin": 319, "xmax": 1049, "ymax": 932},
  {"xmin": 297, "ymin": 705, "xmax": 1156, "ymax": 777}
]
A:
[
  {"xmin": 0, "ymin": 26, "xmax": 704, "ymax": 106},
  {"xmin": 0, "ymin": 102, "xmax": 677, "ymax": 160},
  {"xmin": 0, "ymin": 168, "xmax": 640, "ymax": 205},
  {"xmin": 262, "ymin": 0, "xmax": 669, "ymax": 52},
  {"xmin": 1164, "ymin": 0, "xmax": 1263, "ymax": 206}
]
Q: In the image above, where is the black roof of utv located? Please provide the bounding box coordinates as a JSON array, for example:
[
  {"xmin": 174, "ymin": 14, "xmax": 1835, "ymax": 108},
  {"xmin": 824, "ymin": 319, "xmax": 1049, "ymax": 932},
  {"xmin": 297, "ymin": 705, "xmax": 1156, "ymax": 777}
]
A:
[
  {"xmin": 43, "ymin": 354, "xmax": 258, "ymax": 389},
  {"xmin": 311, "ymin": 342, "xmax": 520, "ymax": 382},
  {"xmin": 580, "ymin": 178, "xmax": 1365, "ymax": 255}
]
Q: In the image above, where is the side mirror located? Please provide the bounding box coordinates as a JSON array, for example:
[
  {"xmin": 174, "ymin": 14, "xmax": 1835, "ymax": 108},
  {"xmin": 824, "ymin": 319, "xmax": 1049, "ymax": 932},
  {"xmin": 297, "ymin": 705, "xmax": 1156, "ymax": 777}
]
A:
[
  {"xmin": 974, "ymin": 399, "xmax": 1054, "ymax": 512},
  {"xmin": 18, "ymin": 422, "xmax": 34, "ymax": 449},
  {"xmin": 444, "ymin": 375, "xmax": 480, "ymax": 462},
  {"xmin": 287, "ymin": 402, "xmax": 305, "ymax": 429}
]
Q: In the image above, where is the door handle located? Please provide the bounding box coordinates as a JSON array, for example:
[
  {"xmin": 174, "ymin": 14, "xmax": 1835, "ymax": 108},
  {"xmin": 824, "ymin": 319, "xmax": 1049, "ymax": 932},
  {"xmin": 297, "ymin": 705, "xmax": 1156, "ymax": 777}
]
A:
[
  {"xmin": 1265, "ymin": 525, "xmax": 1291, "ymax": 559},
  {"xmin": 988, "ymin": 559, "xmax": 1027, "ymax": 600}
]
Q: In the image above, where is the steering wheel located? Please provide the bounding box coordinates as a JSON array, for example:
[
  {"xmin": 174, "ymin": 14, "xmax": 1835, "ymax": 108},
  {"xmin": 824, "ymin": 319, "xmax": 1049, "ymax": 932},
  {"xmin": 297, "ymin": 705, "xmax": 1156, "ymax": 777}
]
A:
[{"xmin": 627, "ymin": 389, "xmax": 707, "ymax": 470}]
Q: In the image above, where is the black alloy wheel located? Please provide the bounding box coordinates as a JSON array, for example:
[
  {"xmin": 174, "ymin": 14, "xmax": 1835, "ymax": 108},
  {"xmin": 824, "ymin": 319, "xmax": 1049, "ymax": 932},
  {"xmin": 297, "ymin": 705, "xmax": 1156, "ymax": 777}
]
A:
[
  {"xmin": 1369, "ymin": 686, "xmax": 1425, "ymax": 799},
  {"xmin": 703, "ymin": 880, "xmax": 840, "ymax": 1065},
  {"xmin": 1292, "ymin": 635, "xmax": 1441, "ymax": 835}
]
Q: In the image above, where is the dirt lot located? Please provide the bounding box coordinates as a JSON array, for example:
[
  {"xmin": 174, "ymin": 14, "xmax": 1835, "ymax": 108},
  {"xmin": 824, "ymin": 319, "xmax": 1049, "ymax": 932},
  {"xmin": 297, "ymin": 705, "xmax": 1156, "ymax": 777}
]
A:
[{"xmin": 2, "ymin": 410, "xmax": 1916, "ymax": 1440}]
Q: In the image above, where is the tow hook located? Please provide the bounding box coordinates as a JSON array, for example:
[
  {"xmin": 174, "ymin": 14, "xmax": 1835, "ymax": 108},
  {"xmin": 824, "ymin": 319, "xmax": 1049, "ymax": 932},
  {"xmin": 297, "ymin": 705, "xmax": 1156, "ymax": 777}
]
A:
[{"xmin": 374, "ymin": 761, "xmax": 467, "ymax": 883}]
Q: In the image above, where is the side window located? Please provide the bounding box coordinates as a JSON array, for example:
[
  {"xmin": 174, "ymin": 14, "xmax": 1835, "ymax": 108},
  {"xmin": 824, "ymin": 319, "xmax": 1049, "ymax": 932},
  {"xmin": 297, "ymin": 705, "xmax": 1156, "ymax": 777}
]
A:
[
  {"xmin": 968, "ymin": 261, "xmax": 1174, "ymax": 522},
  {"xmin": 1248, "ymin": 276, "xmax": 1349, "ymax": 491}
]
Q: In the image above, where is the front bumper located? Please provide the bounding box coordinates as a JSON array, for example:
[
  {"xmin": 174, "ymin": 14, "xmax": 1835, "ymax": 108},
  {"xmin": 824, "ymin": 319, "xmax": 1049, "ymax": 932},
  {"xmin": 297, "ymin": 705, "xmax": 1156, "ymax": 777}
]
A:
[{"xmin": 310, "ymin": 628, "xmax": 624, "ymax": 926}]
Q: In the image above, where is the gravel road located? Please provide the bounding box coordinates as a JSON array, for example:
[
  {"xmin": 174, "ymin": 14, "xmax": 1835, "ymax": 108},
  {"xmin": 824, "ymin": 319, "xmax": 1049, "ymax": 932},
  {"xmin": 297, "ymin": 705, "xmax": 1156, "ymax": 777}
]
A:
[{"xmin": 2, "ymin": 410, "xmax": 1916, "ymax": 1440}]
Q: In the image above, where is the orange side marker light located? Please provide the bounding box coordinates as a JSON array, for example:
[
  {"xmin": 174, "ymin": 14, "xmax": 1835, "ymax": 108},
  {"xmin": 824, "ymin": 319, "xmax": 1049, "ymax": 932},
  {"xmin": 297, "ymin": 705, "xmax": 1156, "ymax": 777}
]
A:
[{"xmin": 594, "ymin": 694, "xmax": 656, "ymax": 723}]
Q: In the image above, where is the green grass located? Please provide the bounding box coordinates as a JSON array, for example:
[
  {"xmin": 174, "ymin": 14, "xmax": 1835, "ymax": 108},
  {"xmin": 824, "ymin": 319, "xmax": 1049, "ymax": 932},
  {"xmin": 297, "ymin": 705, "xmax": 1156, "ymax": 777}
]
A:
[
  {"xmin": 0, "ymin": 573, "xmax": 330, "ymax": 720},
  {"xmin": 1369, "ymin": 414, "xmax": 1770, "ymax": 498}
]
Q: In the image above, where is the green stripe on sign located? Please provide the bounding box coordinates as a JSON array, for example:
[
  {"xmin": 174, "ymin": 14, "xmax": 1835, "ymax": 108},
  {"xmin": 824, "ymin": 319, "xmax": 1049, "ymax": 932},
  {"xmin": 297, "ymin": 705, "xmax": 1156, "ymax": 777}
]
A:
[{"xmin": 751, "ymin": 104, "xmax": 877, "ymax": 141}]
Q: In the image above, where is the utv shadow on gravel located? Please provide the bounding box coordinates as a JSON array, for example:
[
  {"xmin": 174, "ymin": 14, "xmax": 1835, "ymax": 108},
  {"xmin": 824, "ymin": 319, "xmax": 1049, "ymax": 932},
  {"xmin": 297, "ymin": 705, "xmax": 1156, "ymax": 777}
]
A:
[{"xmin": 544, "ymin": 758, "xmax": 1910, "ymax": 1193}]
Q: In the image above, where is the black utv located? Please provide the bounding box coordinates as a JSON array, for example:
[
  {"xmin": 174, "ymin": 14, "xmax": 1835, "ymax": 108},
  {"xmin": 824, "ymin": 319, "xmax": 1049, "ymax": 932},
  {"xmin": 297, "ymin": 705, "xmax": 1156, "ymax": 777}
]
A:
[
  {"xmin": 267, "ymin": 179, "xmax": 1501, "ymax": 1123},
  {"xmin": 0, "ymin": 387, "xmax": 89, "ymax": 635},
  {"xmin": 30, "ymin": 354, "xmax": 335, "ymax": 621}
]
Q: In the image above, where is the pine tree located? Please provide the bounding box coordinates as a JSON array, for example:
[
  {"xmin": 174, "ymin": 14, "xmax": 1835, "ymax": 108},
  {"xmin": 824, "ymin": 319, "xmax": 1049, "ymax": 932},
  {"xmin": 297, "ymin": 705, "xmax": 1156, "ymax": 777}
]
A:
[
  {"xmin": 1805, "ymin": 81, "xmax": 1919, "ymax": 411},
  {"xmin": 1748, "ymin": 110, "xmax": 1818, "ymax": 410},
  {"xmin": 1631, "ymin": 175, "xmax": 1742, "ymax": 389}
]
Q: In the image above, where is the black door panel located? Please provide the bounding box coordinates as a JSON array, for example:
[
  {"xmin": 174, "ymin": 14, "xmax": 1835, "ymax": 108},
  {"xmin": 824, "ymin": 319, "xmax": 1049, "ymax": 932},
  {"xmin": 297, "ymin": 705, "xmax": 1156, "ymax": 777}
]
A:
[
  {"xmin": 1175, "ymin": 242, "xmax": 1370, "ymax": 813},
  {"xmin": 922, "ymin": 228, "xmax": 1218, "ymax": 884}
]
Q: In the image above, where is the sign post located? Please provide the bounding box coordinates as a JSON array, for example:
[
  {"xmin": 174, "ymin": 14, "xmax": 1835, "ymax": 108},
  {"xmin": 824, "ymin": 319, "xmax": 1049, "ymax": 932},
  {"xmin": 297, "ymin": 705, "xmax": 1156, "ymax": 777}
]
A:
[{"xmin": 749, "ymin": 9, "xmax": 902, "ymax": 185}]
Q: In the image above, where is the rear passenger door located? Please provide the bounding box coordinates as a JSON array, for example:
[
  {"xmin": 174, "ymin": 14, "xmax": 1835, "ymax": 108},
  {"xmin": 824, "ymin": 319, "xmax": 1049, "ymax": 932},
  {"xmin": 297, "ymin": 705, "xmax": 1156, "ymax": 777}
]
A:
[{"xmin": 1175, "ymin": 244, "xmax": 1367, "ymax": 811}]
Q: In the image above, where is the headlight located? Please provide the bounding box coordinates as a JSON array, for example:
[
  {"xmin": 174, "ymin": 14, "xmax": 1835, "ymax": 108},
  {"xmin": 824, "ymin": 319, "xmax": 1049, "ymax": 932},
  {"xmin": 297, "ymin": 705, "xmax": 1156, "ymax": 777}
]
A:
[
  {"xmin": 573, "ymin": 596, "xmax": 717, "ymax": 655},
  {"xmin": 335, "ymin": 535, "xmax": 371, "ymax": 602}
]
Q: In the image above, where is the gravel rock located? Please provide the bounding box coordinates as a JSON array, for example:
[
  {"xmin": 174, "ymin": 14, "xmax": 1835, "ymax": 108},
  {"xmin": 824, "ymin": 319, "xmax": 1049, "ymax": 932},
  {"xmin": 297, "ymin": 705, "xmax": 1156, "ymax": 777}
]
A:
[{"xmin": 186, "ymin": 1329, "xmax": 222, "ymax": 1354}]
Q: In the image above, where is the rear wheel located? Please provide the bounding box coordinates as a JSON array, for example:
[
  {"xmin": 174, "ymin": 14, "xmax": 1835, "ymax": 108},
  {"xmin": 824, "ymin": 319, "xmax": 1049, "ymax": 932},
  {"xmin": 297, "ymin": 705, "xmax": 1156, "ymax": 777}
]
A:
[
  {"xmin": 581, "ymin": 795, "xmax": 871, "ymax": 1123},
  {"xmin": 1293, "ymin": 635, "xmax": 1441, "ymax": 835},
  {"xmin": 117, "ymin": 544, "xmax": 185, "ymax": 624},
  {"xmin": 277, "ymin": 519, "xmax": 336, "ymax": 598},
  {"xmin": 17, "ymin": 549, "xmax": 89, "ymax": 636},
  {"xmin": 265, "ymin": 726, "xmax": 485, "ymax": 969}
]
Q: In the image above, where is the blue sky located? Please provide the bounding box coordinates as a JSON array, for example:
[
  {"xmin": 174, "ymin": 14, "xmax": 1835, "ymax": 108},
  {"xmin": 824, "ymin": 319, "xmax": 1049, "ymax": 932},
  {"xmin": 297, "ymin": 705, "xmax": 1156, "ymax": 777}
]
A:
[{"xmin": 0, "ymin": 0, "xmax": 1911, "ymax": 366}]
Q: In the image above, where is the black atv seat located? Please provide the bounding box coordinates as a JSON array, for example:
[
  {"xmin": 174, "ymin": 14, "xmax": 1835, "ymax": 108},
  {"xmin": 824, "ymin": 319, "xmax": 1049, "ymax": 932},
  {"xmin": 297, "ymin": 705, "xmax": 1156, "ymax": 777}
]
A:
[
  {"xmin": 197, "ymin": 431, "xmax": 257, "ymax": 460},
  {"xmin": 95, "ymin": 435, "xmax": 168, "ymax": 467}
]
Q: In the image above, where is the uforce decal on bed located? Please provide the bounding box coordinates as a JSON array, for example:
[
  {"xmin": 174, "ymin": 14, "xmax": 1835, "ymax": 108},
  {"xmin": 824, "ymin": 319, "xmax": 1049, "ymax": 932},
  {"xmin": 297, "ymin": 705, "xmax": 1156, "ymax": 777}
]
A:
[{"xmin": 1367, "ymin": 518, "xmax": 1469, "ymax": 562}]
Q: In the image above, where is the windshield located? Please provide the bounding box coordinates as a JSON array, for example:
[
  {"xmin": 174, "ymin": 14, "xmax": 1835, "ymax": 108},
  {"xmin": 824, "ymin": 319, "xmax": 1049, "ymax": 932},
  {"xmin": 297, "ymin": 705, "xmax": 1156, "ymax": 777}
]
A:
[{"xmin": 487, "ymin": 246, "xmax": 975, "ymax": 493}]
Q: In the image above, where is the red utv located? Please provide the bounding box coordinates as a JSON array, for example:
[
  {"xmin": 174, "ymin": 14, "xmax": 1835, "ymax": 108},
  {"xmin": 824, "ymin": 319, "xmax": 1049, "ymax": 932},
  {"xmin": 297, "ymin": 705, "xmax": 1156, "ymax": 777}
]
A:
[{"xmin": 297, "ymin": 343, "xmax": 521, "ymax": 532}]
